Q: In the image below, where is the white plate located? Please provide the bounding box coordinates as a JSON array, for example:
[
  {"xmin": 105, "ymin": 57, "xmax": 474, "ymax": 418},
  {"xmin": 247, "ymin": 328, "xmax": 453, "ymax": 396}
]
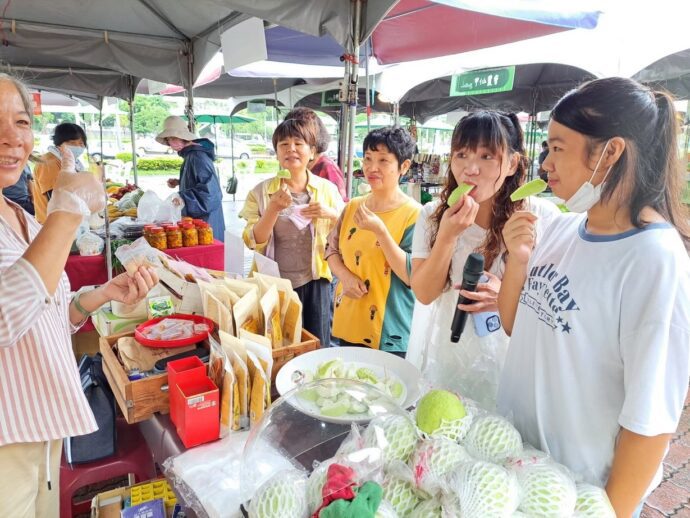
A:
[{"xmin": 275, "ymin": 347, "xmax": 422, "ymax": 424}]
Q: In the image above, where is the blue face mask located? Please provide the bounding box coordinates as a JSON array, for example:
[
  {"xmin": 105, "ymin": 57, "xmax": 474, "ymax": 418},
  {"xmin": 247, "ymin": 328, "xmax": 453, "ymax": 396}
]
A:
[{"xmin": 67, "ymin": 145, "xmax": 86, "ymax": 160}]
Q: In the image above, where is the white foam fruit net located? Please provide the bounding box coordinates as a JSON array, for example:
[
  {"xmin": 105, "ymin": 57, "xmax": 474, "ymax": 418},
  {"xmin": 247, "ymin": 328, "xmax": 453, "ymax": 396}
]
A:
[
  {"xmin": 305, "ymin": 458, "xmax": 336, "ymax": 515},
  {"xmin": 382, "ymin": 475, "xmax": 423, "ymax": 517},
  {"xmin": 409, "ymin": 436, "xmax": 472, "ymax": 495},
  {"xmin": 515, "ymin": 463, "xmax": 577, "ymax": 517},
  {"xmin": 573, "ymin": 483, "xmax": 616, "ymax": 517},
  {"xmin": 364, "ymin": 414, "xmax": 419, "ymax": 465},
  {"xmin": 248, "ymin": 469, "xmax": 308, "ymax": 518},
  {"xmin": 452, "ymin": 460, "xmax": 520, "ymax": 518},
  {"xmin": 464, "ymin": 415, "xmax": 523, "ymax": 464},
  {"xmin": 375, "ymin": 499, "xmax": 400, "ymax": 518},
  {"xmin": 409, "ymin": 497, "xmax": 442, "ymax": 518}
]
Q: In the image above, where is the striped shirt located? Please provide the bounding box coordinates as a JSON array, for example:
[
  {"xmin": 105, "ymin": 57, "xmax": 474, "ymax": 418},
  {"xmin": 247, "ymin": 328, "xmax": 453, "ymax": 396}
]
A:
[{"xmin": 0, "ymin": 200, "xmax": 96, "ymax": 445}]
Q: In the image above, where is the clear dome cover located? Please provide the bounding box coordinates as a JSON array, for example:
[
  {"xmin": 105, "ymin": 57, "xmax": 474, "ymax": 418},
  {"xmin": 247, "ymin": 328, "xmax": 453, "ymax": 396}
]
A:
[{"xmin": 240, "ymin": 378, "xmax": 411, "ymax": 506}]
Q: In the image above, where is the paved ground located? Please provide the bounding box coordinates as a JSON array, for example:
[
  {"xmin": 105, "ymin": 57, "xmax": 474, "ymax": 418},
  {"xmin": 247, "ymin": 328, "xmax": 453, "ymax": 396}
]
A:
[{"xmin": 642, "ymin": 389, "xmax": 690, "ymax": 517}]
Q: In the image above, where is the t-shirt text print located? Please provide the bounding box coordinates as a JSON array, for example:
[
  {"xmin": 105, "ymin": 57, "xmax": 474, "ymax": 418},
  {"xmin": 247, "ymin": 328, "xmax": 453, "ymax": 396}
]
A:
[{"xmin": 521, "ymin": 262, "xmax": 580, "ymax": 333}]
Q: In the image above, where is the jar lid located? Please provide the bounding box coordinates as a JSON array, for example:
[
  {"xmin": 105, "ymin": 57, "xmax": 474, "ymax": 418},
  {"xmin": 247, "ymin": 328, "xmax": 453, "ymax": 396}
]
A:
[
  {"xmin": 165, "ymin": 225, "xmax": 179, "ymax": 231},
  {"xmin": 181, "ymin": 216, "xmax": 193, "ymax": 221},
  {"xmin": 150, "ymin": 226, "xmax": 165, "ymax": 234},
  {"xmin": 196, "ymin": 221, "xmax": 210, "ymax": 228},
  {"xmin": 180, "ymin": 222, "xmax": 195, "ymax": 229}
]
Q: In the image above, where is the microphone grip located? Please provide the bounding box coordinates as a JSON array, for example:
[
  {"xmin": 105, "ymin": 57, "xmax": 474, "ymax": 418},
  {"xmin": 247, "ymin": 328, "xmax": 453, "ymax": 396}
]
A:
[{"xmin": 450, "ymin": 279, "xmax": 479, "ymax": 343}]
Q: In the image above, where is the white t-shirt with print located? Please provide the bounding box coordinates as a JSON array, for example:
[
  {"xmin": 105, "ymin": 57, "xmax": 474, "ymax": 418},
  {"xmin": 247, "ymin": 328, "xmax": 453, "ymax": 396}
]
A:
[
  {"xmin": 497, "ymin": 213, "xmax": 690, "ymax": 490},
  {"xmin": 407, "ymin": 196, "xmax": 561, "ymax": 409}
]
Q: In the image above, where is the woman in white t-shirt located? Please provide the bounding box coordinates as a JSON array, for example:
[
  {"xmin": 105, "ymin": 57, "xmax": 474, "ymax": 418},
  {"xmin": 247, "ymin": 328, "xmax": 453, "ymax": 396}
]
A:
[
  {"xmin": 408, "ymin": 111, "xmax": 559, "ymax": 409},
  {"xmin": 498, "ymin": 77, "xmax": 690, "ymax": 517}
]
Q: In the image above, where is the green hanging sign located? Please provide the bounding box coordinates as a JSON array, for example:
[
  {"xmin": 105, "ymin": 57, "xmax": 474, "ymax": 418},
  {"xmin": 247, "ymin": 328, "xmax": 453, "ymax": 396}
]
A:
[
  {"xmin": 450, "ymin": 66, "xmax": 516, "ymax": 97},
  {"xmin": 321, "ymin": 89, "xmax": 341, "ymax": 107}
]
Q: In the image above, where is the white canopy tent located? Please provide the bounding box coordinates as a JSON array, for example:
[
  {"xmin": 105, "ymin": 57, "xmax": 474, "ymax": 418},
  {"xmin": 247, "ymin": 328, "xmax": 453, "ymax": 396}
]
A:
[{"xmin": 375, "ymin": 0, "xmax": 690, "ymax": 103}]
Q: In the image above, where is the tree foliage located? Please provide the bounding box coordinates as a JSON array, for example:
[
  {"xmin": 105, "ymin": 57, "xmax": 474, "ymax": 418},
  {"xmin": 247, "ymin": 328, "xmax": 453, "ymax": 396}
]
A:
[{"xmin": 119, "ymin": 95, "xmax": 173, "ymax": 136}]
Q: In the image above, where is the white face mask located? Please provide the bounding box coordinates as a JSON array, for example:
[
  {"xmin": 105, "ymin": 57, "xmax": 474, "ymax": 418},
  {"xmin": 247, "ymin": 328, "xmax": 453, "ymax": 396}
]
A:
[{"xmin": 564, "ymin": 140, "xmax": 613, "ymax": 213}]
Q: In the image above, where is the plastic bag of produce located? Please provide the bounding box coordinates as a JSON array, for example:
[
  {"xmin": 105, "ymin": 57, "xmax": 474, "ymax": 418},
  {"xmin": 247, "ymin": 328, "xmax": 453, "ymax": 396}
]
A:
[
  {"xmin": 115, "ymin": 189, "xmax": 144, "ymax": 210},
  {"xmin": 76, "ymin": 231, "xmax": 104, "ymax": 256}
]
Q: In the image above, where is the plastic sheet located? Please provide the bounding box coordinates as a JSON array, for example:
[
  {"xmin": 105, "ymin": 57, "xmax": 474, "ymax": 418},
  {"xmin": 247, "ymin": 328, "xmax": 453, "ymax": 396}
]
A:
[{"xmin": 409, "ymin": 289, "xmax": 510, "ymax": 411}]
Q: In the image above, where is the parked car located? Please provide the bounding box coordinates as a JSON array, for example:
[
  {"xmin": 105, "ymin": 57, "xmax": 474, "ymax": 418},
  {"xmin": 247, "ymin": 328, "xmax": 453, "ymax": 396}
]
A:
[
  {"xmin": 135, "ymin": 137, "xmax": 174, "ymax": 157},
  {"xmin": 213, "ymin": 137, "xmax": 252, "ymax": 159},
  {"xmin": 235, "ymin": 133, "xmax": 266, "ymax": 145}
]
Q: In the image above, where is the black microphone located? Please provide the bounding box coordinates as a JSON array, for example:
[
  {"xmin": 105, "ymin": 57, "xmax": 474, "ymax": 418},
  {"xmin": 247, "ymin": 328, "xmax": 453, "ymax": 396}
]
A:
[{"xmin": 450, "ymin": 252, "xmax": 485, "ymax": 343}]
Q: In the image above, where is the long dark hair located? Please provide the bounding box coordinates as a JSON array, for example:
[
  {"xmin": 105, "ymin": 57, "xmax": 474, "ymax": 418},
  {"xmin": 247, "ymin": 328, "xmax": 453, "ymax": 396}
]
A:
[
  {"xmin": 430, "ymin": 111, "xmax": 527, "ymax": 275},
  {"xmin": 552, "ymin": 77, "xmax": 689, "ymax": 248}
]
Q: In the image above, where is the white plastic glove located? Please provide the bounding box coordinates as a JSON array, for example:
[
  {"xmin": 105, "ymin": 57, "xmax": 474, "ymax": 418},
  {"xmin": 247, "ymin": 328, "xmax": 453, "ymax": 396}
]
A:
[{"xmin": 47, "ymin": 144, "xmax": 106, "ymax": 217}]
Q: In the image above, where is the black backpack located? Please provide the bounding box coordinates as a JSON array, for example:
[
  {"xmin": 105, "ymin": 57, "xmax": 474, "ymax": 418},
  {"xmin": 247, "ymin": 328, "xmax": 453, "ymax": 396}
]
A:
[
  {"xmin": 64, "ymin": 353, "xmax": 117, "ymax": 464},
  {"xmin": 226, "ymin": 174, "xmax": 238, "ymax": 195}
]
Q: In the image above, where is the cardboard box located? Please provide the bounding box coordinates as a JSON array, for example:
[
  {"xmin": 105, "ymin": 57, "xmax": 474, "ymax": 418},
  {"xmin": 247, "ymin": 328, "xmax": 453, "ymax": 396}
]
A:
[
  {"xmin": 155, "ymin": 266, "xmax": 203, "ymax": 315},
  {"xmin": 91, "ymin": 479, "xmax": 177, "ymax": 518},
  {"xmin": 93, "ymin": 308, "xmax": 147, "ymax": 337},
  {"xmin": 91, "ymin": 486, "xmax": 128, "ymax": 518}
]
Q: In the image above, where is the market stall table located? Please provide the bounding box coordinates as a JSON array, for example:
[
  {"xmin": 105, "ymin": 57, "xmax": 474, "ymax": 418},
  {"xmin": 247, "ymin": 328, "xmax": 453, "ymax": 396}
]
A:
[{"xmin": 65, "ymin": 240, "xmax": 225, "ymax": 332}]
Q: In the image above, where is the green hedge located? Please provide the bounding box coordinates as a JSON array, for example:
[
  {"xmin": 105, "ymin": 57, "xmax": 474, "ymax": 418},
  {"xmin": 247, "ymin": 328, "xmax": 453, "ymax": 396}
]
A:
[
  {"xmin": 113, "ymin": 153, "xmax": 182, "ymax": 171},
  {"xmin": 138, "ymin": 157, "xmax": 183, "ymax": 171}
]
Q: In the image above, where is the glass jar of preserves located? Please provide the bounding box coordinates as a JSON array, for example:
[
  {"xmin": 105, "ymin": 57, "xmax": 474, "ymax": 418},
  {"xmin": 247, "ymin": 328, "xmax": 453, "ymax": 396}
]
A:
[
  {"xmin": 143, "ymin": 224, "xmax": 155, "ymax": 241},
  {"xmin": 181, "ymin": 222, "xmax": 198, "ymax": 247},
  {"xmin": 147, "ymin": 226, "xmax": 167, "ymax": 250},
  {"xmin": 196, "ymin": 221, "xmax": 213, "ymax": 245},
  {"xmin": 165, "ymin": 225, "xmax": 183, "ymax": 248}
]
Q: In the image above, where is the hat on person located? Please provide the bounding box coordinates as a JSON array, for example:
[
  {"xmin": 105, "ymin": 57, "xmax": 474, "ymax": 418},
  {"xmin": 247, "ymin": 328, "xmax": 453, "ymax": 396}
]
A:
[{"xmin": 155, "ymin": 115, "xmax": 198, "ymax": 145}]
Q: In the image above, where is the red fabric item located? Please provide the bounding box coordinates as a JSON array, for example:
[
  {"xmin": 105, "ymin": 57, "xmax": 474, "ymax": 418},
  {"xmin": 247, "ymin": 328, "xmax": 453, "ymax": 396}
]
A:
[
  {"xmin": 65, "ymin": 240, "xmax": 225, "ymax": 333},
  {"xmin": 312, "ymin": 463, "xmax": 357, "ymax": 518},
  {"xmin": 311, "ymin": 156, "xmax": 348, "ymax": 201},
  {"xmin": 371, "ymin": 0, "xmax": 566, "ymax": 65}
]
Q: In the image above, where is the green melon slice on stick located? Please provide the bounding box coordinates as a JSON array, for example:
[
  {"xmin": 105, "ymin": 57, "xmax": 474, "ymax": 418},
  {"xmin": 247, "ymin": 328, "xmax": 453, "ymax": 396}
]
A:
[
  {"xmin": 447, "ymin": 183, "xmax": 475, "ymax": 206},
  {"xmin": 277, "ymin": 169, "xmax": 291, "ymax": 179},
  {"xmin": 510, "ymin": 178, "xmax": 547, "ymax": 202}
]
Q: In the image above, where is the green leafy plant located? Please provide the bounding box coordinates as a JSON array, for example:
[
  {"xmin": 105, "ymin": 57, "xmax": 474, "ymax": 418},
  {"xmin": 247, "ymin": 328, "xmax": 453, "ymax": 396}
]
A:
[{"xmin": 116, "ymin": 152, "xmax": 133, "ymax": 162}]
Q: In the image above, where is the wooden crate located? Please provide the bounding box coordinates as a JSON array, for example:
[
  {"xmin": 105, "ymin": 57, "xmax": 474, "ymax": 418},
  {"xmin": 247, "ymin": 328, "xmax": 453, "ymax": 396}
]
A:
[
  {"xmin": 101, "ymin": 329, "xmax": 319, "ymax": 423},
  {"xmin": 100, "ymin": 331, "xmax": 177, "ymax": 424},
  {"xmin": 271, "ymin": 329, "xmax": 320, "ymax": 385}
]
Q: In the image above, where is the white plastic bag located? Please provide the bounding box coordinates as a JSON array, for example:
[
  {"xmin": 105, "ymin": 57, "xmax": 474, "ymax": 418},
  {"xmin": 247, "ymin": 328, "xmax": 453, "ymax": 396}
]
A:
[
  {"xmin": 411, "ymin": 289, "xmax": 510, "ymax": 412},
  {"xmin": 137, "ymin": 190, "xmax": 162, "ymax": 223},
  {"xmin": 76, "ymin": 231, "xmax": 105, "ymax": 256},
  {"xmin": 155, "ymin": 192, "xmax": 184, "ymax": 223}
]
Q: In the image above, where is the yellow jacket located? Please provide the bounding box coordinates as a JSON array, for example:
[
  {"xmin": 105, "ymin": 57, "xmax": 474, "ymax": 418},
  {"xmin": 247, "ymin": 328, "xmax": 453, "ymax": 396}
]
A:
[{"xmin": 240, "ymin": 172, "xmax": 344, "ymax": 281}]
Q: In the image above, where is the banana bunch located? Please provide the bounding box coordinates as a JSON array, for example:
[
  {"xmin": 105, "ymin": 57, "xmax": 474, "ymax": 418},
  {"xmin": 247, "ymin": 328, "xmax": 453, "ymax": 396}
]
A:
[{"xmin": 107, "ymin": 204, "xmax": 124, "ymax": 221}]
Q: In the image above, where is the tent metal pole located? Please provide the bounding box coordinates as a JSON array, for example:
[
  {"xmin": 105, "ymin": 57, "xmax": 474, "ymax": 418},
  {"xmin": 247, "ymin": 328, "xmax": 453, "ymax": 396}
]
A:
[
  {"xmin": 185, "ymin": 42, "xmax": 195, "ymax": 132},
  {"xmin": 393, "ymin": 102, "xmax": 400, "ymax": 126},
  {"xmin": 128, "ymin": 98, "xmax": 138, "ymax": 185},
  {"xmin": 365, "ymin": 38, "xmax": 371, "ymax": 133},
  {"xmin": 100, "ymin": 101, "xmax": 112, "ymax": 281},
  {"xmin": 345, "ymin": 0, "xmax": 362, "ymax": 200},
  {"xmin": 230, "ymin": 119, "xmax": 236, "ymax": 202}
]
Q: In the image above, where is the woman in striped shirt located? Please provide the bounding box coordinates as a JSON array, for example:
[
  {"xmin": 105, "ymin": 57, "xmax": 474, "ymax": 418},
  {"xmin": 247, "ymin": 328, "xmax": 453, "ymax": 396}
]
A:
[{"xmin": 0, "ymin": 74, "xmax": 158, "ymax": 516}]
